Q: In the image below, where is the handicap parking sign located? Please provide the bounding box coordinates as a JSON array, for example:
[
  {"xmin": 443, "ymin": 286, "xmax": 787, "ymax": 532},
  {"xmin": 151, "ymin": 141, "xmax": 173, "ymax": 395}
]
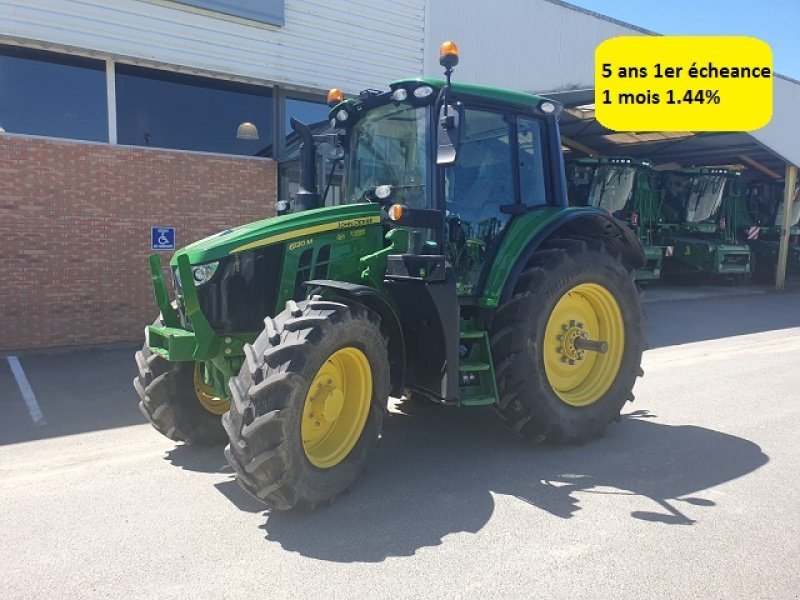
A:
[{"xmin": 151, "ymin": 227, "xmax": 176, "ymax": 251}]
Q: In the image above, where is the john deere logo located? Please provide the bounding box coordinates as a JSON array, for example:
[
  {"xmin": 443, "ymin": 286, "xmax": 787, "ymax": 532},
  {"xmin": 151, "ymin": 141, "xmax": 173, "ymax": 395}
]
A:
[{"xmin": 338, "ymin": 217, "xmax": 379, "ymax": 230}]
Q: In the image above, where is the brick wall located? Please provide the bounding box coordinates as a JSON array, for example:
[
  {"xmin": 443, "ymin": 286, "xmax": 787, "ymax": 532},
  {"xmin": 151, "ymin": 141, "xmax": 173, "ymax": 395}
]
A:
[{"xmin": 0, "ymin": 135, "xmax": 277, "ymax": 351}]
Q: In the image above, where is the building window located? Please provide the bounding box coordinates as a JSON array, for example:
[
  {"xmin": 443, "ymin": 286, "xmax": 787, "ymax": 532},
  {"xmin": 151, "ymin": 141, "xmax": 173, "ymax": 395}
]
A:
[
  {"xmin": 169, "ymin": 0, "xmax": 285, "ymax": 27},
  {"xmin": 279, "ymin": 96, "xmax": 341, "ymax": 205},
  {"xmin": 115, "ymin": 65, "xmax": 272, "ymax": 156},
  {"xmin": 284, "ymin": 97, "xmax": 329, "ymax": 134},
  {"xmin": 0, "ymin": 45, "xmax": 107, "ymax": 142}
]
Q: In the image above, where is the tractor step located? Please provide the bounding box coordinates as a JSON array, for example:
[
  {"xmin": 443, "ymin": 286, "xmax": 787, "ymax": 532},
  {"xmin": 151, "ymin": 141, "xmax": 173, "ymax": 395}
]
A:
[
  {"xmin": 459, "ymin": 329, "xmax": 484, "ymax": 339},
  {"xmin": 457, "ymin": 322, "xmax": 499, "ymax": 407},
  {"xmin": 459, "ymin": 361, "xmax": 491, "ymax": 372},
  {"xmin": 459, "ymin": 395, "xmax": 497, "ymax": 407}
]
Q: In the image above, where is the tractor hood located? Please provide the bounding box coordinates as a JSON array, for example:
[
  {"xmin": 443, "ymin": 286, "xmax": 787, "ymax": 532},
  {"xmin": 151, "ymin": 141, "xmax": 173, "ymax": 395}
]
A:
[{"xmin": 171, "ymin": 203, "xmax": 382, "ymax": 266}]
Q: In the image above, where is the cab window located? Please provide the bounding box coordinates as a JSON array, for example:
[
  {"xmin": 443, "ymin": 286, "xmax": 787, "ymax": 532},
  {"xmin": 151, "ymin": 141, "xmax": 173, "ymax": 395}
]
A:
[
  {"xmin": 517, "ymin": 117, "xmax": 547, "ymax": 206},
  {"xmin": 444, "ymin": 109, "xmax": 514, "ymax": 294}
]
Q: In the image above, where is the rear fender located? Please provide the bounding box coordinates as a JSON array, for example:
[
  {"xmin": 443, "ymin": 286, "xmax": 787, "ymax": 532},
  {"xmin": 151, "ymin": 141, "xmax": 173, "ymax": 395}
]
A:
[{"xmin": 495, "ymin": 209, "xmax": 646, "ymax": 307}]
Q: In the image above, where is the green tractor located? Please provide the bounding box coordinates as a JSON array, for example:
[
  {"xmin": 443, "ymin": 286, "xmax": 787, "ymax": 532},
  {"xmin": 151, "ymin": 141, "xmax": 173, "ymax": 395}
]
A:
[
  {"xmin": 657, "ymin": 167, "xmax": 752, "ymax": 282},
  {"xmin": 568, "ymin": 157, "xmax": 665, "ymax": 282},
  {"xmin": 735, "ymin": 179, "xmax": 800, "ymax": 281},
  {"xmin": 134, "ymin": 42, "xmax": 646, "ymax": 510}
]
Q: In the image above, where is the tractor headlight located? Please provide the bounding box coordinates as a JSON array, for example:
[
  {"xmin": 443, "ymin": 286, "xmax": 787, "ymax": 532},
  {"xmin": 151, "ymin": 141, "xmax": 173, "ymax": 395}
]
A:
[
  {"xmin": 539, "ymin": 101, "xmax": 557, "ymax": 114},
  {"xmin": 191, "ymin": 261, "xmax": 219, "ymax": 286},
  {"xmin": 392, "ymin": 88, "xmax": 408, "ymax": 102}
]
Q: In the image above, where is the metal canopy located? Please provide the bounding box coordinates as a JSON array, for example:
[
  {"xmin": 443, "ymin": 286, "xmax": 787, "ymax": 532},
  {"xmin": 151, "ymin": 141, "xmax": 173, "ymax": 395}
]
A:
[{"xmin": 549, "ymin": 89, "xmax": 787, "ymax": 178}]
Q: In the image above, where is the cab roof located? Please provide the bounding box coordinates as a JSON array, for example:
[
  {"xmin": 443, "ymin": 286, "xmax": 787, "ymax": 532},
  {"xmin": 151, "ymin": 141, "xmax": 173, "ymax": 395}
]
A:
[{"xmin": 390, "ymin": 77, "xmax": 558, "ymax": 112}]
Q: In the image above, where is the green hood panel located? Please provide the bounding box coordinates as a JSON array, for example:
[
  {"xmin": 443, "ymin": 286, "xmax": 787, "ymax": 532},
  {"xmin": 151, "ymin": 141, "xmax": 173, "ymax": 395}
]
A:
[{"xmin": 171, "ymin": 203, "xmax": 382, "ymax": 266}]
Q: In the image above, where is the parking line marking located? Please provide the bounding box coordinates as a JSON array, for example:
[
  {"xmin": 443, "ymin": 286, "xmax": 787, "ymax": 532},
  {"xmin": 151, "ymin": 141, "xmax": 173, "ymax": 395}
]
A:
[{"xmin": 7, "ymin": 356, "xmax": 47, "ymax": 426}]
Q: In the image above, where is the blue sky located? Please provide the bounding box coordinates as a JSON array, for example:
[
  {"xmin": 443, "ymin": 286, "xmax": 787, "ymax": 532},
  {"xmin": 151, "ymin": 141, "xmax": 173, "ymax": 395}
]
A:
[{"xmin": 568, "ymin": 0, "xmax": 800, "ymax": 80}]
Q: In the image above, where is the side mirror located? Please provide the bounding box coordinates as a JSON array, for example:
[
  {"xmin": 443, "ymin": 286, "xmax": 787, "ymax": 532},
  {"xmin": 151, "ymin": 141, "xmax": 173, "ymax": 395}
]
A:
[{"xmin": 437, "ymin": 102, "xmax": 464, "ymax": 166}]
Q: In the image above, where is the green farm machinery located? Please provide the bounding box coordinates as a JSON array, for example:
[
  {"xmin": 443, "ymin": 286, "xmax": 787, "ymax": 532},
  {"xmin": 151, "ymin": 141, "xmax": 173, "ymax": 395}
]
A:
[
  {"xmin": 657, "ymin": 167, "xmax": 752, "ymax": 282},
  {"xmin": 569, "ymin": 157, "xmax": 665, "ymax": 281},
  {"xmin": 135, "ymin": 42, "xmax": 646, "ymax": 510},
  {"xmin": 735, "ymin": 179, "xmax": 800, "ymax": 281}
]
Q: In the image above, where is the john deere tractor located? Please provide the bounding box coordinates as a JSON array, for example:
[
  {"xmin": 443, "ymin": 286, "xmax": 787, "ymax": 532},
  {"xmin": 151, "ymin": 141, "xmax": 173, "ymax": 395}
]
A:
[
  {"xmin": 657, "ymin": 167, "xmax": 752, "ymax": 282},
  {"xmin": 135, "ymin": 42, "xmax": 646, "ymax": 510},
  {"xmin": 734, "ymin": 179, "xmax": 800, "ymax": 281},
  {"xmin": 568, "ymin": 157, "xmax": 665, "ymax": 281}
]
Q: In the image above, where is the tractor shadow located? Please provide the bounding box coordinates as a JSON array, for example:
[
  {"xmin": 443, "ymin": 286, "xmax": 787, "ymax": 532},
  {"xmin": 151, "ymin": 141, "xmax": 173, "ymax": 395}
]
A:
[
  {"xmin": 164, "ymin": 444, "xmax": 277, "ymax": 514},
  {"xmin": 257, "ymin": 404, "xmax": 768, "ymax": 563}
]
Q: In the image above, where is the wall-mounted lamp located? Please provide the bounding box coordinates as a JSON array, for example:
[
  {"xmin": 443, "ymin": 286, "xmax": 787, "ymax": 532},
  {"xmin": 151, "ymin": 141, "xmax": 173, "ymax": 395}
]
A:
[{"xmin": 236, "ymin": 122, "xmax": 259, "ymax": 140}]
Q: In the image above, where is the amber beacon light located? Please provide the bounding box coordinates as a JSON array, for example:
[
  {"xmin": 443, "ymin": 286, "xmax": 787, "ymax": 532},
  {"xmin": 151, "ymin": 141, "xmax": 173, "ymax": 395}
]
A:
[
  {"xmin": 327, "ymin": 88, "xmax": 345, "ymax": 107},
  {"xmin": 439, "ymin": 41, "xmax": 459, "ymax": 69}
]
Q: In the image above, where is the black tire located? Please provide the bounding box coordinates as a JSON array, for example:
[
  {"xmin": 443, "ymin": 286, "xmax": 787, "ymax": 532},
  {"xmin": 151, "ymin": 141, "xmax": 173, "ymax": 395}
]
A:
[
  {"xmin": 134, "ymin": 341, "xmax": 228, "ymax": 445},
  {"xmin": 223, "ymin": 299, "xmax": 389, "ymax": 510},
  {"xmin": 490, "ymin": 239, "xmax": 645, "ymax": 443}
]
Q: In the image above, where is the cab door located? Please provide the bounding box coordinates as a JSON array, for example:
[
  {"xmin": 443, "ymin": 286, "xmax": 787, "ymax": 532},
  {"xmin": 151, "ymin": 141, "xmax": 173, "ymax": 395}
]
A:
[{"xmin": 444, "ymin": 109, "xmax": 548, "ymax": 296}]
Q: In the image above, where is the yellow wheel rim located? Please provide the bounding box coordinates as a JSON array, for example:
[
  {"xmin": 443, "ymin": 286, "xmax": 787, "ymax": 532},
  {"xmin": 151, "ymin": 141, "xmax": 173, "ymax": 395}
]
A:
[
  {"xmin": 543, "ymin": 283, "xmax": 625, "ymax": 407},
  {"xmin": 302, "ymin": 347, "xmax": 372, "ymax": 469},
  {"xmin": 193, "ymin": 363, "xmax": 230, "ymax": 416}
]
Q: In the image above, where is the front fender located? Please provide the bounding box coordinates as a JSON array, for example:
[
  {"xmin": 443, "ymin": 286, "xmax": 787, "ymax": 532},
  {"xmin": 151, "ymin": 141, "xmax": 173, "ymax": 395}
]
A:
[{"xmin": 303, "ymin": 280, "xmax": 406, "ymax": 397}]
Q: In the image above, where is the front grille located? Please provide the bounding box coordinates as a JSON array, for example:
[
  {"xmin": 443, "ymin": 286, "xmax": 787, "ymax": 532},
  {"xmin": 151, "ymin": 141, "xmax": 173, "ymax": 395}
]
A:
[{"xmin": 192, "ymin": 245, "xmax": 285, "ymax": 334}]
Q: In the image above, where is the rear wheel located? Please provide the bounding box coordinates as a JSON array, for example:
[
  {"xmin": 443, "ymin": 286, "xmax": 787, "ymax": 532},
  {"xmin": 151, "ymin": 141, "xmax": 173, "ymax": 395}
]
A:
[
  {"xmin": 490, "ymin": 239, "xmax": 644, "ymax": 442},
  {"xmin": 223, "ymin": 299, "xmax": 389, "ymax": 510},
  {"xmin": 134, "ymin": 343, "xmax": 228, "ymax": 445}
]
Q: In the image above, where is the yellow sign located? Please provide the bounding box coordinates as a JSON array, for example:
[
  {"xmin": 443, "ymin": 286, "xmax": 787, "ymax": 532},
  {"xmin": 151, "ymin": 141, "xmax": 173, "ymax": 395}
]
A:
[{"xmin": 595, "ymin": 36, "xmax": 772, "ymax": 132}]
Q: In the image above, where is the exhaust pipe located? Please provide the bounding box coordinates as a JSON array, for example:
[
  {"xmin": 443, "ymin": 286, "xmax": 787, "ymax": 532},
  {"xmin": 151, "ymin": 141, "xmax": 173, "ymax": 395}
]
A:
[{"xmin": 289, "ymin": 117, "xmax": 320, "ymax": 212}]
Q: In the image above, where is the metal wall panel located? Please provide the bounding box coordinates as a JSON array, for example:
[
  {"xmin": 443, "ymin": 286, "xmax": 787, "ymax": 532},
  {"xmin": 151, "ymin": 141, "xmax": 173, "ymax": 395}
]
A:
[
  {"xmin": 0, "ymin": 0, "xmax": 425, "ymax": 93},
  {"xmin": 424, "ymin": 0, "xmax": 641, "ymax": 94},
  {"xmin": 751, "ymin": 76, "xmax": 800, "ymax": 168}
]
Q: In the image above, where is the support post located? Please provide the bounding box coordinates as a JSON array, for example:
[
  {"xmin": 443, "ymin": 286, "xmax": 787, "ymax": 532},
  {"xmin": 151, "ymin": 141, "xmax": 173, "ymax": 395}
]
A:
[
  {"xmin": 775, "ymin": 164, "xmax": 798, "ymax": 290},
  {"xmin": 106, "ymin": 60, "xmax": 117, "ymax": 144}
]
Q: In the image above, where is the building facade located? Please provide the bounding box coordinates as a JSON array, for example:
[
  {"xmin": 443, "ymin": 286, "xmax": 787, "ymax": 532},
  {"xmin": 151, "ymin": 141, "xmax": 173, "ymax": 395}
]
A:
[
  {"xmin": 1, "ymin": 0, "xmax": 796, "ymax": 350},
  {"xmin": 0, "ymin": 0, "xmax": 425, "ymax": 350}
]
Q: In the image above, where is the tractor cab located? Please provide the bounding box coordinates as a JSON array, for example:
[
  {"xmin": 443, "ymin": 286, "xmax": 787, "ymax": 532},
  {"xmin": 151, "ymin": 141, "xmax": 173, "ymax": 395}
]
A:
[
  {"xmin": 569, "ymin": 157, "xmax": 665, "ymax": 281},
  {"xmin": 657, "ymin": 167, "xmax": 752, "ymax": 280},
  {"xmin": 323, "ymin": 80, "xmax": 571, "ymax": 298}
]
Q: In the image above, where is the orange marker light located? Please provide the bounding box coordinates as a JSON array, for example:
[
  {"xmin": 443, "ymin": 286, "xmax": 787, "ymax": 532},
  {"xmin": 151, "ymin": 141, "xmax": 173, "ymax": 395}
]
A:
[
  {"xmin": 327, "ymin": 88, "xmax": 344, "ymax": 107},
  {"xmin": 439, "ymin": 41, "xmax": 459, "ymax": 68},
  {"xmin": 388, "ymin": 204, "xmax": 405, "ymax": 222}
]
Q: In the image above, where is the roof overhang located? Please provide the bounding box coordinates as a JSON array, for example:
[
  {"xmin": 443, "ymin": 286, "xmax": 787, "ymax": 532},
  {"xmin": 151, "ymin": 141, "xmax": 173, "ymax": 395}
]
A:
[{"xmin": 548, "ymin": 88, "xmax": 793, "ymax": 178}]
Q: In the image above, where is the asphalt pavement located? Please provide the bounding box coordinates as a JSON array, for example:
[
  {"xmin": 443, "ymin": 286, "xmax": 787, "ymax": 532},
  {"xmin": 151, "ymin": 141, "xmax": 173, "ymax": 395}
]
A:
[{"xmin": 1, "ymin": 285, "xmax": 799, "ymax": 599}]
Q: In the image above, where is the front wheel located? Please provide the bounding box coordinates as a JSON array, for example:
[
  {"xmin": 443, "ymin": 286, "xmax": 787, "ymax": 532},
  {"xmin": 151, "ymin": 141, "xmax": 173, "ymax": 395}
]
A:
[
  {"xmin": 223, "ymin": 299, "xmax": 389, "ymax": 510},
  {"xmin": 490, "ymin": 239, "xmax": 645, "ymax": 442},
  {"xmin": 134, "ymin": 343, "xmax": 228, "ymax": 445}
]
